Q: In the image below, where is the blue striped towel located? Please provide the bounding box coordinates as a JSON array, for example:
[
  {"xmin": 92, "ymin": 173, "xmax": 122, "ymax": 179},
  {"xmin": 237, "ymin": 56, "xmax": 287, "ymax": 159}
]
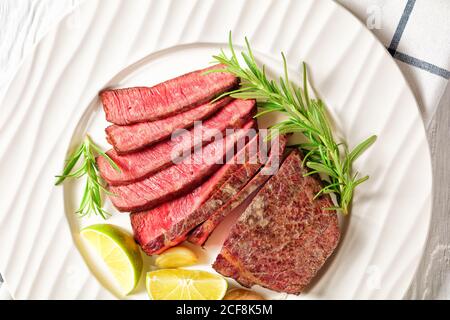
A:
[{"xmin": 338, "ymin": 0, "xmax": 450, "ymax": 124}]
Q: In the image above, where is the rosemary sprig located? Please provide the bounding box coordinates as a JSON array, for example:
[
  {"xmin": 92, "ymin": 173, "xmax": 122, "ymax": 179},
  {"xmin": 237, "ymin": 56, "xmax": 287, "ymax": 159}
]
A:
[
  {"xmin": 55, "ymin": 135, "xmax": 120, "ymax": 219},
  {"xmin": 210, "ymin": 33, "xmax": 377, "ymax": 214}
]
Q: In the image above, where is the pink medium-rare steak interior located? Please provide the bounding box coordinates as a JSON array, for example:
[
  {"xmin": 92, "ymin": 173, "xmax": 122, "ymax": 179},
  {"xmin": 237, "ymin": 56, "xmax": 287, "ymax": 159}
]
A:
[
  {"xmin": 188, "ymin": 134, "xmax": 288, "ymax": 246},
  {"xmin": 105, "ymin": 97, "xmax": 233, "ymax": 154},
  {"xmin": 131, "ymin": 133, "xmax": 269, "ymax": 254},
  {"xmin": 97, "ymin": 99, "xmax": 256, "ymax": 186},
  {"xmin": 108, "ymin": 120, "xmax": 256, "ymax": 212},
  {"xmin": 213, "ymin": 150, "xmax": 340, "ymax": 294},
  {"xmin": 101, "ymin": 64, "xmax": 238, "ymax": 125},
  {"xmin": 130, "ymin": 154, "xmax": 249, "ymax": 255}
]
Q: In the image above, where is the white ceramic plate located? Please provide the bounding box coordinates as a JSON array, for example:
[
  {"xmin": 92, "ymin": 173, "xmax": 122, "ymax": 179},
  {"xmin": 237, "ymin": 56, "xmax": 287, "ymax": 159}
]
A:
[{"xmin": 0, "ymin": 0, "xmax": 432, "ymax": 300}]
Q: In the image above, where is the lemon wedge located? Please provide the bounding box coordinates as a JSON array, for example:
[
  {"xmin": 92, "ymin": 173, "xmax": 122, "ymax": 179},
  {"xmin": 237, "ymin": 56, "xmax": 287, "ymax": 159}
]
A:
[{"xmin": 146, "ymin": 269, "xmax": 227, "ymax": 300}]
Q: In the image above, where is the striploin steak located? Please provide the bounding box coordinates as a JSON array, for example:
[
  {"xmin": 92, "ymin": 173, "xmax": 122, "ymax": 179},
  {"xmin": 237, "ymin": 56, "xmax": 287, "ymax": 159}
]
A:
[
  {"xmin": 105, "ymin": 97, "xmax": 232, "ymax": 154},
  {"xmin": 97, "ymin": 99, "xmax": 256, "ymax": 185},
  {"xmin": 108, "ymin": 121, "xmax": 256, "ymax": 212},
  {"xmin": 188, "ymin": 135, "xmax": 288, "ymax": 246},
  {"xmin": 131, "ymin": 133, "xmax": 268, "ymax": 255},
  {"xmin": 213, "ymin": 150, "xmax": 340, "ymax": 294},
  {"xmin": 131, "ymin": 163, "xmax": 239, "ymax": 255},
  {"xmin": 101, "ymin": 64, "xmax": 238, "ymax": 125}
]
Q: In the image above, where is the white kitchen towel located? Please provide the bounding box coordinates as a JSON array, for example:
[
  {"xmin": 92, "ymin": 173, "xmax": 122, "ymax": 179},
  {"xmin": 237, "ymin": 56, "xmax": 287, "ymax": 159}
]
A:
[{"xmin": 0, "ymin": 0, "xmax": 449, "ymax": 299}]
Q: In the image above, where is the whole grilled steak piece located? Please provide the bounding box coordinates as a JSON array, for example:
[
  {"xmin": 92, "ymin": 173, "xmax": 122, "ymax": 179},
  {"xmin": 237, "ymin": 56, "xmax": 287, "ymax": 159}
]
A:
[
  {"xmin": 213, "ymin": 150, "xmax": 340, "ymax": 294},
  {"xmin": 188, "ymin": 135, "xmax": 288, "ymax": 246},
  {"xmin": 109, "ymin": 121, "xmax": 256, "ymax": 212},
  {"xmin": 105, "ymin": 97, "xmax": 233, "ymax": 154},
  {"xmin": 131, "ymin": 133, "xmax": 268, "ymax": 255},
  {"xmin": 97, "ymin": 99, "xmax": 256, "ymax": 185},
  {"xmin": 101, "ymin": 64, "xmax": 238, "ymax": 125}
]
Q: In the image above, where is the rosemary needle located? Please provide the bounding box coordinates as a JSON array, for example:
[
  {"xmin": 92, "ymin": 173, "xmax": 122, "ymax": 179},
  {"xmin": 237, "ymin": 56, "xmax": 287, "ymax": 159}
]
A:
[
  {"xmin": 209, "ymin": 32, "xmax": 377, "ymax": 214},
  {"xmin": 55, "ymin": 135, "xmax": 120, "ymax": 219}
]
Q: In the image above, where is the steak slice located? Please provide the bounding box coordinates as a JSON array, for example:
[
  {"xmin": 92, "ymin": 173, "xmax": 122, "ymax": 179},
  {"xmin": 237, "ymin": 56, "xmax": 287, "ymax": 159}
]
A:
[
  {"xmin": 131, "ymin": 163, "xmax": 237, "ymax": 256},
  {"xmin": 188, "ymin": 135, "xmax": 288, "ymax": 246},
  {"xmin": 131, "ymin": 133, "xmax": 269, "ymax": 255},
  {"xmin": 109, "ymin": 120, "xmax": 256, "ymax": 212},
  {"xmin": 105, "ymin": 97, "xmax": 233, "ymax": 154},
  {"xmin": 213, "ymin": 150, "xmax": 340, "ymax": 294},
  {"xmin": 97, "ymin": 99, "xmax": 256, "ymax": 185},
  {"xmin": 101, "ymin": 64, "xmax": 238, "ymax": 125}
]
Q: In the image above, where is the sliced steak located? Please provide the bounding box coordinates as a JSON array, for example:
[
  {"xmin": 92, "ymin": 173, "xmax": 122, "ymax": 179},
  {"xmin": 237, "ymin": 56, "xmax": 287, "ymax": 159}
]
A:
[
  {"xmin": 131, "ymin": 134, "xmax": 269, "ymax": 255},
  {"xmin": 131, "ymin": 163, "xmax": 237, "ymax": 256},
  {"xmin": 109, "ymin": 120, "xmax": 256, "ymax": 212},
  {"xmin": 213, "ymin": 150, "xmax": 340, "ymax": 294},
  {"xmin": 105, "ymin": 97, "xmax": 233, "ymax": 154},
  {"xmin": 97, "ymin": 99, "xmax": 256, "ymax": 185},
  {"xmin": 188, "ymin": 135, "xmax": 288, "ymax": 246},
  {"xmin": 101, "ymin": 64, "xmax": 238, "ymax": 125}
]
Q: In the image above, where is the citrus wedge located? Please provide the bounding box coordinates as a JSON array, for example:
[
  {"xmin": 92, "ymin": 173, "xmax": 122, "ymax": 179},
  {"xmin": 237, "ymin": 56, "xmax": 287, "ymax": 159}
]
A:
[
  {"xmin": 81, "ymin": 224, "xmax": 143, "ymax": 295},
  {"xmin": 146, "ymin": 269, "xmax": 227, "ymax": 300},
  {"xmin": 155, "ymin": 246, "xmax": 198, "ymax": 268}
]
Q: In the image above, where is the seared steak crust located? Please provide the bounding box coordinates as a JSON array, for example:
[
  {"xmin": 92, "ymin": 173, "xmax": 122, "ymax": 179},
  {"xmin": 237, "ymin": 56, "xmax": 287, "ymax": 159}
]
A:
[{"xmin": 213, "ymin": 150, "xmax": 340, "ymax": 294}]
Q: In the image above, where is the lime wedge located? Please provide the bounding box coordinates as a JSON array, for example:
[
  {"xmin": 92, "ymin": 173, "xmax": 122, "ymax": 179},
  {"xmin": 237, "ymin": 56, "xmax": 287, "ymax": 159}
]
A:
[
  {"xmin": 146, "ymin": 269, "xmax": 227, "ymax": 300},
  {"xmin": 81, "ymin": 224, "xmax": 143, "ymax": 295},
  {"xmin": 155, "ymin": 246, "xmax": 198, "ymax": 268}
]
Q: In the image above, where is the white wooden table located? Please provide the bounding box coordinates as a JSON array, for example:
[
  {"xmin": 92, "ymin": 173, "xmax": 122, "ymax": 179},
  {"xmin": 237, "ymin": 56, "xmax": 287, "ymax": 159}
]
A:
[
  {"xmin": 0, "ymin": 0, "xmax": 448, "ymax": 300},
  {"xmin": 407, "ymin": 81, "xmax": 450, "ymax": 300}
]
